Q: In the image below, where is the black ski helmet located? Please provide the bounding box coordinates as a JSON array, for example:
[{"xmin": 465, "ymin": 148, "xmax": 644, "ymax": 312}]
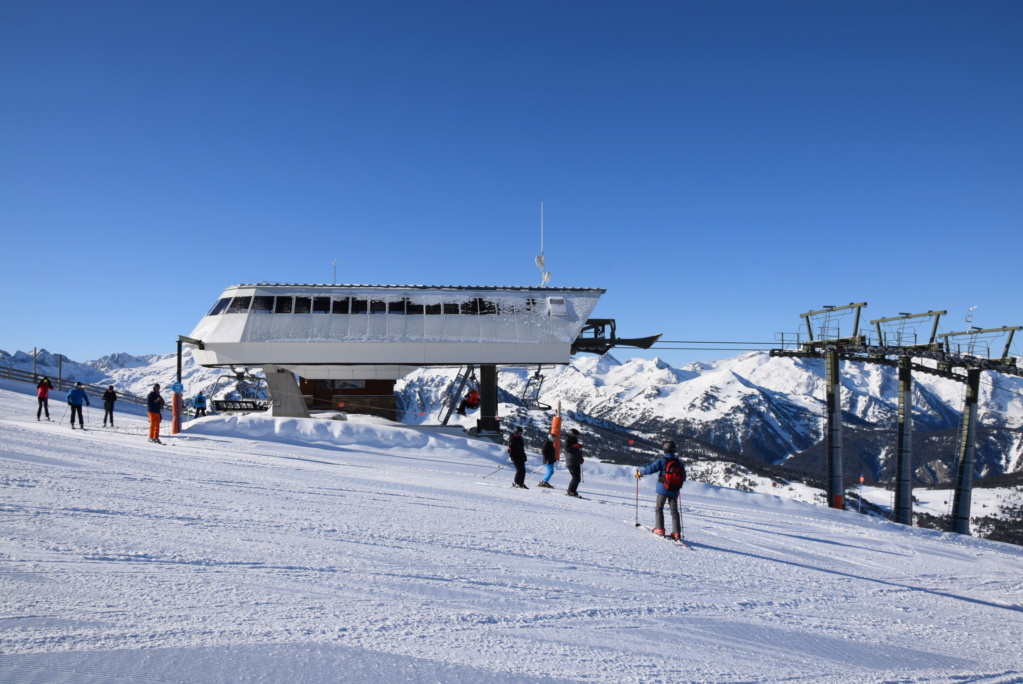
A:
[{"xmin": 663, "ymin": 440, "xmax": 677, "ymax": 454}]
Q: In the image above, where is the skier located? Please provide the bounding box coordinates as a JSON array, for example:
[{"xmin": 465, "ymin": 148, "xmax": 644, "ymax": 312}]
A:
[
  {"xmin": 635, "ymin": 440, "xmax": 687, "ymax": 540},
  {"xmin": 36, "ymin": 376, "xmax": 54, "ymax": 421},
  {"xmin": 564, "ymin": 428, "xmax": 583, "ymax": 497},
  {"xmin": 457, "ymin": 388, "xmax": 480, "ymax": 416},
  {"xmin": 194, "ymin": 392, "xmax": 207, "ymax": 417},
  {"xmin": 537, "ymin": 433, "xmax": 557, "ymax": 488},
  {"xmin": 508, "ymin": 426, "xmax": 528, "ymax": 489},
  {"xmin": 66, "ymin": 382, "xmax": 90, "ymax": 430},
  {"xmin": 147, "ymin": 384, "xmax": 166, "ymax": 444},
  {"xmin": 102, "ymin": 386, "xmax": 117, "ymax": 427}
]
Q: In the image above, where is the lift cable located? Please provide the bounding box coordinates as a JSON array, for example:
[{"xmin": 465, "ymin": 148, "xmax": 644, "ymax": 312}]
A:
[{"xmin": 656, "ymin": 340, "xmax": 776, "ymax": 345}]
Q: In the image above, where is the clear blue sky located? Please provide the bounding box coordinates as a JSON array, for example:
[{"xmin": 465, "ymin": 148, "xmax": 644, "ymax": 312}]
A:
[{"xmin": 2, "ymin": 1, "xmax": 1021, "ymax": 367}]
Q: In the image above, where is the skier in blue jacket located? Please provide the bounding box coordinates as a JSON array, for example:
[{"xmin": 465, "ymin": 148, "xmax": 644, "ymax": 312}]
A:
[
  {"xmin": 635, "ymin": 440, "xmax": 687, "ymax": 540},
  {"xmin": 193, "ymin": 392, "xmax": 207, "ymax": 417},
  {"xmin": 66, "ymin": 382, "xmax": 90, "ymax": 430}
]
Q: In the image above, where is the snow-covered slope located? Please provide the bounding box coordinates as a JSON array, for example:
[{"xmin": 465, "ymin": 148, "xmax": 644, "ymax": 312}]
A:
[{"xmin": 2, "ymin": 382, "xmax": 1022, "ymax": 683}]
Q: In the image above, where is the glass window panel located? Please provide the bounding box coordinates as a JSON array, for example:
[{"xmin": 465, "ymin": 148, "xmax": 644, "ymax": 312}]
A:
[
  {"xmin": 443, "ymin": 303, "xmax": 460, "ymax": 315},
  {"xmin": 479, "ymin": 298, "xmax": 497, "ymax": 315},
  {"xmin": 351, "ymin": 299, "xmax": 368, "ymax": 314},
  {"xmin": 227, "ymin": 297, "xmax": 252, "ymax": 314},
  {"xmin": 313, "ymin": 297, "xmax": 331, "ymax": 313},
  {"xmin": 425, "ymin": 303, "xmax": 441, "ymax": 315},
  {"xmin": 332, "ymin": 297, "xmax": 350, "ymax": 314},
  {"xmin": 461, "ymin": 299, "xmax": 479, "ymax": 315},
  {"xmin": 274, "ymin": 297, "xmax": 293, "ymax": 314},
  {"xmin": 389, "ymin": 299, "xmax": 407, "ymax": 314},
  {"xmin": 407, "ymin": 300, "xmax": 424, "ymax": 315},
  {"xmin": 294, "ymin": 297, "xmax": 312, "ymax": 314},
  {"xmin": 370, "ymin": 300, "xmax": 387, "ymax": 314},
  {"xmin": 252, "ymin": 296, "xmax": 274, "ymax": 313},
  {"xmin": 208, "ymin": 298, "xmax": 231, "ymax": 316}
]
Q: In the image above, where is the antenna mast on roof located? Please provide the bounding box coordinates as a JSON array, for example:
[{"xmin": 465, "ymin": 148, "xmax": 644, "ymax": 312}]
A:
[{"xmin": 535, "ymin": 202, "xmax": 552, "ymax": 287}]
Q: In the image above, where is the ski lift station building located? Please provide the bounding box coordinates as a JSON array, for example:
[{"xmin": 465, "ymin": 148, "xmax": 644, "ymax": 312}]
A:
[{"xmin": 184, "ymin": 283, "xmax": 630, "ymax": 426}]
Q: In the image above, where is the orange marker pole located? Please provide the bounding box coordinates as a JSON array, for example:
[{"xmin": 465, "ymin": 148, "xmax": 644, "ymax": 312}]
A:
[{"xmin": 551, "ymin": 401, "xmax": 562, "ymax": 461}]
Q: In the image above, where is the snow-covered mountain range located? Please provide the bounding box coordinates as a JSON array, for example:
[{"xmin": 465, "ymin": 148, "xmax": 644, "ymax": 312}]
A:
[
  {"xmin": 6, "ymin": 347, "xmax": 1023, "ymax": 488},
  {"xmin": 398, "ymin": 351, "xmax": 1023, "ymax": 485}
]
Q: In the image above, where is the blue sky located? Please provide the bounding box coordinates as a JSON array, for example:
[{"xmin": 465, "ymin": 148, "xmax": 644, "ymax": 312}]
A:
[{"xmin": 2, "ymin": 1, "xmax": 1021, "ymax": 368}]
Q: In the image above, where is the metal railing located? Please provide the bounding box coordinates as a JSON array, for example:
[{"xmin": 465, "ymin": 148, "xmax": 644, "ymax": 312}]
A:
[{"xmin": 0, "ymin": 366, "xmax": 148, "ymax": 407}]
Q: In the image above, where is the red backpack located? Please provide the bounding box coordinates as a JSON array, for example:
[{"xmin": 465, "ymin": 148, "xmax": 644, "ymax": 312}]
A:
[{"xmin": 661, "ymin": 457, "xmax": 686, "ymax": 492}]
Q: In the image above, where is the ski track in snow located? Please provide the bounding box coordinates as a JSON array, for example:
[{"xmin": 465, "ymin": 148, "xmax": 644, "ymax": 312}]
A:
[{"xmin": 2, "ymin": 385, "xmax": 1023, "ymax": 683}]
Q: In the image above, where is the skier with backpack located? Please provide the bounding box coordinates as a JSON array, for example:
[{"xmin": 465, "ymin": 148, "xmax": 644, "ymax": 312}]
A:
[
  {"xmin": 36, "ymin": 376, "xmax": 54, "ymax": 421},
  {"xmin": 508, "ymin": 426, "xmax": 528, "ymax": 489},
  {"xmin": 147, "ymin": 384, "xmax": 166, "ymax": 444},
  {"xmin": 537, "ymin": 433, "xmax": 557, "ymax": 488},
  {"xmin": 102, "ymin": 386, "xmax": 117, "ymax": 427},
  {"xmin": 635, "ymin": 440, "xmax": 687, "ymax": 540},
  {"xmin": 66, "ymin": 382, "xmax": 90, "ymax": 430},
  {"xmin": 564, "ymin": 429, "xmax": 584, "ymax": 497}
]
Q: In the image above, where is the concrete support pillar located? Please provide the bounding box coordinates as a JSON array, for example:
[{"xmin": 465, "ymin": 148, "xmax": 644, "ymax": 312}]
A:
[{"xmin": 263, "ymin": 365, "xmax": 311, "ymax": 418}]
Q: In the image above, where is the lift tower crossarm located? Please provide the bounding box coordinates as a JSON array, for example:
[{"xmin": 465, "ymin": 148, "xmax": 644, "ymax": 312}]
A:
[
  {"xmin": 799, "ymin": 302, "xmax": 868, "ymax": 351},
  {"xmin": 937, "ymin": 326, "xmax": 1022, "ymax": 363},
  {"xmin": 869, "ymin": 310, "xmax": 946, "ymax": 351}
]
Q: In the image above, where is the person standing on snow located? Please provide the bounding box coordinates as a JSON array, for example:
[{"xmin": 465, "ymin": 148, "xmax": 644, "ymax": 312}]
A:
[
  {"xmin": 193, "ymin": 392, "xmax": 207, "ymax": 417},
  {"xmin": 635, "ymin": 440, "xmax": 687, "ymax": 540},
  {"xmin": 66, "ymin": 382, "xmax": 90, "ymax": 430},
  {"xmin": 147, "ymin": 384, "xmax": 166, "ymax": 444},
  {"xmin": 102, "ymin": 386, "xmax": 117, "ymax": 427},
  {"xmin": 36, "ymin": 376, "xmax": 54, "ymax": 421},
  {"xmin": 564, "ymin": 428, "xmax": 584, "ymax": 497},
  {"xmin": 508, "ymin": 425, "xmax": 528, "ymax": 489},
  {"xmin": 537, "ymin": 433, "xmax": 557, "ymax": 488}
]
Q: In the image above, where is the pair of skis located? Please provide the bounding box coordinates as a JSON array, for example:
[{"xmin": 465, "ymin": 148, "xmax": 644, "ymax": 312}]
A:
[{"xmin": 634, "ymin": 522, "xmax": 692, "ymax": 549}]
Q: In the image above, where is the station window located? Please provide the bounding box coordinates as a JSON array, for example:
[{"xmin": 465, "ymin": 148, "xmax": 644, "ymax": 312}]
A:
[
  {"xmin": 208, "ymin": 298, "xmax": 231, "ymax": 316},
  {"xmin": 275, "ymin": 297, "xmax": 294, "ymax": 314},
  {"xmin": 370, "ymin": 300, "xmax": 387, "ymax": 314},
  {"xmin": 252, "ymin": 296, "xmax": 274, "ymax": 313},
  {"xmin": 443, "ymin": 303, "xmax": 460, "ymax": 315},
  {"xmin": 313, "ymin": 297, "xmax": 331, "ymax": 314},
  {"xmin": 479, "ymin": 298, "xmax": 498, "ymax": 315},
  {"xmin": 425, "ymin": 303, "xmax": 441, "ymax": 315},
  {"xmin": 294, "ymin": 297, "xmax": 312, "ymax": 314},
  {"xmin": 461, "ymin": 299, "xmax": 479, "ymax": 315},
  {"xmin": 407, "ymin": 300, "xmax": 424, "ymax": 315},
  {"xmin": 332, "ymin": 297, "xmax": 350, "ymax": 314},
  {"xmin": 389, "ymin": 299, "xmax": 407, "ymax": 314},
  {"xmin": 351, "ymin": 299, "xmax": 368, "ymax": 314},
  {"xmin": 227, "ymin": 297, "xmax": 252, "ymax": 314},
  {"xmin": 547, "ymin": 297, "xmax": 568, "ymax": 316}
]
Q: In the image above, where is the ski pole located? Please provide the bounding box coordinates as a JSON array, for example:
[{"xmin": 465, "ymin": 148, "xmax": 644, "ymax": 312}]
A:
[
  {"xmin": 679, "ymin": 494, "xmax": 686, "ymax": 540},
  {"xmin": 59, "ymin": 403, "xmax": 69, "ymax": 425},
  {"xmin": 481, "ymin": 465, "xmax": 505, "ymax": 479},
  {"xmin": 634, "ymin": 474, "xmax": 640, "ymax": 527}
]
